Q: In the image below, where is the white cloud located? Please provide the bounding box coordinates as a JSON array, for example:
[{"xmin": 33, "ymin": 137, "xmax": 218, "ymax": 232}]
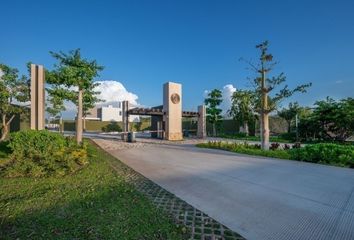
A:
[
  {"xmin": 204, "ymin": 84, "xmax": 236, "ymax": 117},
  {"xmin": 335, "ymin": 80, "xmax": 343, "ymax": 84},
  {"xmin": 60, "ymin": 80, "xmax": 140, "ymax": 119},
  {"xmin": 221, "ymin": 84, "xmax": 236, "ymax": 116},
  {"xmin": 94, "ymin": 80, "xmax": 139, "ymax": 107}
]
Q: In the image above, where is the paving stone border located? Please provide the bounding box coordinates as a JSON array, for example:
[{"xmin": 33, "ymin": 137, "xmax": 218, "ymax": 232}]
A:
[{"xmin": 95, "ymin": 142, "xmax": 245, "ymax": 240}]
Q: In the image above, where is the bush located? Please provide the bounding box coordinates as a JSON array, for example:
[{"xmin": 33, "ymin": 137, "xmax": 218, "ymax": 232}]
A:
[
  {"xmin": 289, "ymin": 143, "xmax": 354, "ymax": 167},
  {"xmin": 197, "ymin": 141, "xmax": 354, "ymax": 168},
  {"xmin": 270, "ymin": 142, "xmax": 280, "ymax": 150},
  {"xmin": 1, "ymin": 130, "xmax": 88, "ymax": 177},
  {"xmin": 197, "ymin": 141, "xmax": 291, "ymax": 160},
  {"xmin": 278, "ymin": 132, "xmax": 296, "ymax": 141},
  {"xmin": 102, "ymin": 122, "xmax": 122, "ymax": 132}
]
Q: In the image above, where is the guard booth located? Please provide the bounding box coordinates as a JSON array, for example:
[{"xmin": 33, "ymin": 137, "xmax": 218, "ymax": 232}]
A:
[{"xmin": 122, "ymin": 82, "xmax": 206, "ymax": 141}]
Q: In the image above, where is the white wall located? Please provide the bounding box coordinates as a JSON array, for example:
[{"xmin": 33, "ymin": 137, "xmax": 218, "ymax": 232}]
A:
[
  {"xmin": 98, "ymin": 104, "xmax": 140, "ymax": 122},
  {"xmin": 100, "ymin": 105, "xmax": 121, "ymax": 121}
]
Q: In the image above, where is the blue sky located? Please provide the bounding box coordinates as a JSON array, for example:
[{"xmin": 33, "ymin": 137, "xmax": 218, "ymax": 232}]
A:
[{"xmin": 1, "ymin": 0, "xmax": 353, "ymax": 114}]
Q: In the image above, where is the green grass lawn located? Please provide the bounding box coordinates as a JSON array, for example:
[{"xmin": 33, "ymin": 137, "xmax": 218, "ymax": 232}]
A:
[{"xmin": 0, "ymin": 142, "xmax": 186, "ymax": 240}]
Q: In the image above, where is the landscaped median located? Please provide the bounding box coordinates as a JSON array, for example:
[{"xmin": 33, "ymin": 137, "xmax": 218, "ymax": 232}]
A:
[
  {"xmin": 0, "ymin": 131, "xmax": 187, "ymax": 239},
  {"xmin": 196, "ymin": 141, "xmax": 354, "ymax": 168}
]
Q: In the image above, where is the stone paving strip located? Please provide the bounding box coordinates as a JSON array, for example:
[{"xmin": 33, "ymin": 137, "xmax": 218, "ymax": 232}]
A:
[{"xmin": 93, "ymin": 138, "xmax": 245, "ymax": 240}]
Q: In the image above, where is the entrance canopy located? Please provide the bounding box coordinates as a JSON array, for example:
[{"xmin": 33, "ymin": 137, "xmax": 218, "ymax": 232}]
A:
[{"xmin": 123, "ymin": 82, "xmax": 206, "ymax": 140}]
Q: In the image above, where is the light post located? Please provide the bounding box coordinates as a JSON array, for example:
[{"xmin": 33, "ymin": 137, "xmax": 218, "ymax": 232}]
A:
[{"xmin": 295, "ymin": 113, "xmax": 299, "ymax": 142}]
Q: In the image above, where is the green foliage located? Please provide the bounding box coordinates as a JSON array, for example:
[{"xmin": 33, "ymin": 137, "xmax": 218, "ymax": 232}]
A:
[
  {"xmin": 219, "ymin": 133, "xmax": 294, "ymax": 143},
  {"xmin": 205, "ymin": 89, "xmax": 223, "ymax": 136},
  {"xmin": 278, "ymin": 102, "xmax": 300, "ymax": 133},
  {"xmin": 229, "ymin": 90, "xmax": 255, "ymax": 135},
  {"xmin": 197, "ymin": 141, "xmax": 354, "ymax": 168},
  {"xmin": 0, "ymin": 142, "xmax": 185, "ymax": 239},
  {"xmin": 197, "ymin": 141, "xmax": 291, "ymax": 159},
  {"xmin": 48, "ymin": 49, "xmax": 104, "ymax": 89},
  {"xmin": 102, "ymin": 122, "xmax": 122, "ymax": 132},
  {"xmin": 299, "ymin": 97, "xmax": 354, "ymax": 141},
  {"xmin": 289, "ymin": 143, "xmax": 354, "ymax": 167},
  {"xmin": 46, "ymin": 88, "xmax": 66, "ymax": 118},
  {"xmin": 244, "ymin": 41, "xmax": 312, "ymax": 115},
  {"xmin": 278, "ymin": 132, "xmax": 296, "ymax": 142},
  {"xmin": 0, "ymin": 141, "xmax": 11, "ymax": 159},
  {"xmin": 47, "ymin": 49, "xmax": 104, "ymax": 143},
  {"xmin": 1, "ymin": 130, "xmax": 88, "ymax": 177},
  {"xmin": 241, "ymin": 41, "xmax": 311, "ymax": 150},
  {"xmin": 0, "ymin": 63, "xmax": 30, "ymax": 141}
]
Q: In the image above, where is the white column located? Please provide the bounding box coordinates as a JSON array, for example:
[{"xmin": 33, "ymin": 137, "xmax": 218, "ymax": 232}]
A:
[{"xmin": 197, "ymin": 105, "xmax": 206, "ymax": 138}]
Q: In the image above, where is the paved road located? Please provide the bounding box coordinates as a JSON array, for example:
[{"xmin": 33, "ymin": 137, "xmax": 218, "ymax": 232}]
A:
[{"xmin": 94, "ymin": 139, "xmax": 354, "ymax": 240}]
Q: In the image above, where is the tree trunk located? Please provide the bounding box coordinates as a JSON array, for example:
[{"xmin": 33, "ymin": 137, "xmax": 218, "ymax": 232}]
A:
[
  {"xmin": 76, "ymin": 89, "xmax": 83, "ymax": 144},
  {"xmin": 83, "ymin": 115, "xmax": 86, "ymax": 132},
  {"xmin": 244, "ymin": 121, "xmax": 249, "ymax": 136},
  {"xmin": 260, "ymin": 70, "xmax": 269, "ymax": 150},
  {"xmin": 212, "ymin": 123, "xmax": 216, "ymax": 137},
  {"xmin": 261, "ymin": 112, "xmax": 270, "ymax": 150},
  {"xmin": 260, "ymin": 114, "xmax": 264, "ymax": 143},
  {"xmin": 0, "ymin": 114, "xmax": 15, "ymax": 142},
  {"xmin": 287, "ymin": 121, "xmax": 291, "ymax": 133},
  {"xmin": 59, "ymin": 117, "xmax": 63, "ymax": 134}
]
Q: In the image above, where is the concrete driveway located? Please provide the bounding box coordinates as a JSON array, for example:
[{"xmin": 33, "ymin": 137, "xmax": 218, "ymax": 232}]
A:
[{"xmin": 94, "ymin": 139, "xmax": 354, "ymax": 240}]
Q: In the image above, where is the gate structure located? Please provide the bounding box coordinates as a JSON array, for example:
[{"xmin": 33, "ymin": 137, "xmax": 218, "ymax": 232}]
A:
[
  {"xmin": 124, "ymin": 82, "xmax": 206, "ymax": 140},
  {"xmin": 30, "ymin": 64, "xmax": 45, "ymax": 130}
]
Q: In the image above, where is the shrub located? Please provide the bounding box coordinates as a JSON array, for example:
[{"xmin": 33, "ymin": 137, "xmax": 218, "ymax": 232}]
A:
[
  {"xmin": 278, "ymin": 132, "xmax": 296, "ymax": 141},
  {"xmin": 270, "ymin": 142, "xmax": 280, "ymax": 150},
  {"xmin": 197, "ymin": 141, "xmax": 354, "ymax": 168},
  {"xmin": 0, "ymin": 141, "xmax": 11, "ymax": 158},
  {"xmin": 289, "ymin": 143, "xmax": 354, "ymax": 167},
  {"xmin": 197, "ymin": 141, "xmax": 291, "ymax": 160},
  {"xmin": 292, "ymin": 142, "xmax": 301, "ymax": 149},
  {"xmin": 284, "ymin": 144, "xmax": 291, "ymax": 150},
  {"xmin": 254, "ymin": 144, "xmax": 261, "ymax": 149},
  {"xmin": 2, "ymin": 130, "xmax": 88, "ymax": 177},
  {"xmin": 102, "ymin": 122, "xmax": 122, "ymax": 132}
]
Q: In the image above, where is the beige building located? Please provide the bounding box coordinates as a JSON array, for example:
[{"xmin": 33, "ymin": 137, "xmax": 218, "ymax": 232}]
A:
[{"xmin": 87, "ymin": 103, "xmax": 139, "ymax": 122}]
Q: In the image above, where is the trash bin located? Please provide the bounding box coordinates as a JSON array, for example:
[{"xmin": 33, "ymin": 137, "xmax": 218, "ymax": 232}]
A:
[{"xmin": 127, "ymin": 132, "xmax": 136, "ymax": 142}]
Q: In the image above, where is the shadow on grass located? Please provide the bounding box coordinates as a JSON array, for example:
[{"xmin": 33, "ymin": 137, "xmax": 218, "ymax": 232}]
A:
[
  {"xmin": 1, "ymin": 188, "xmax": 184, "ymax": 240},
  {"xmin": 0, "ymin": 142, "xmax": 186, "ymax": 240}
]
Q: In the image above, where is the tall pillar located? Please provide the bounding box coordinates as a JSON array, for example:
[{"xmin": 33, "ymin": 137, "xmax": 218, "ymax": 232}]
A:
[
  {"xmin": 163, "ymin": 82, "xmax": 182, "ymax": 140},
  {"xmin": 30, "ymin": 64, "xmax": 45, "ymax": 130},
  {"xmin": 122, "ymin": 100, "xmax": 129, "ymax": 134},
  {"xmin": 197, "ymin": 105, "xmax": 206, "ymax": 138}
]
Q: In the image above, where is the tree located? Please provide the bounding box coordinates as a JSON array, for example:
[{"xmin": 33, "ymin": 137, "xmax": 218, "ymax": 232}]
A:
[
  {"xmin": 205, "ymin": 89, "xmax": 223, "ymax": 136},
  {"xmin": 0, "ymin": 64, "xmax": 29, "ymax": 142},
  {"xmin": 48, "ymin": 49, "xmax": 103, "ymax": 144},
  {"xmin": 243, "ymin": 41, "xmax": 311, "ymax": 149},
  {"xmin": 302, "ymin": 97, "xmax": 354, "ymax": 141},
  {"xmin": 82, "ymin": 83, "xmax": 101, "ymax": 131},
  {"xmin": 278, "ymin": 102, "xmax": 300, "ymax": 133},
  {"xmin": 46, "ymin": 87, "xmax": 66, "ymax": 132},
  {"xmin": 228, "ymin": 90, "xmax": 255, "ymax": 136}
]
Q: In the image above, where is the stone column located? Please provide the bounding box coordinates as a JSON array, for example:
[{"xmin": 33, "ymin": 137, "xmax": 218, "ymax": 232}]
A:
[
  {"xmin": 122, "ymin": 101, "xmax": 129, "ymax": 140},
  {"xmin": 30, "ymin": 64, "xmax": 45, "ymax": 130},
  {"xmin": 163, "ymin": 82, "xmax": 182, "ymax": 140},
  {"xmin": 197, "ymin": 105, "xmax": 206, "ymax": 138}
]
